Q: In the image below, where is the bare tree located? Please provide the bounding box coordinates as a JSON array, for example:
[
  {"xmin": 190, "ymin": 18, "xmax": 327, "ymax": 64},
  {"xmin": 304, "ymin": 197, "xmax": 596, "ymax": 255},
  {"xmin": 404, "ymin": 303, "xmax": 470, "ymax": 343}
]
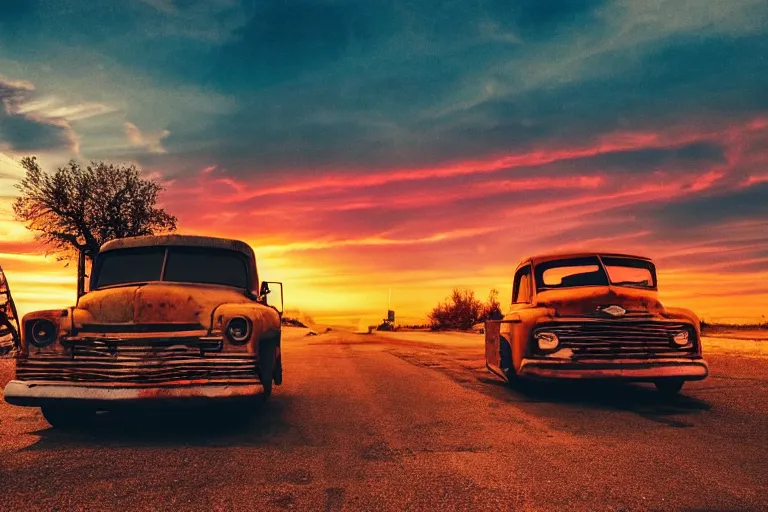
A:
[
  {"xmin": 12, "ymin": 157, "xmax": 177, "ymax": 295},
  {"xmin": 13, "ymin": 156, "xmax": 177, "ymax": 260}
]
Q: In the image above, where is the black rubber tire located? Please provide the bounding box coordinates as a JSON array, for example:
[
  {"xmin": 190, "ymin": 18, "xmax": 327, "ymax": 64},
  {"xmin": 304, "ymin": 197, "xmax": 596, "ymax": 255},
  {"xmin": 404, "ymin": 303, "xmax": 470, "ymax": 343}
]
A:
[
  {"xmin": 500, "ymin": 338, "xmax": 518, "ymax": 386},
  {"xmin": 41, "ymin": 405, "xmax": 93, "ymax": 429},
  {"xmin": 258, "ymin": 340, "xmax": 276, "ymax": 397},
  {"xmin": 654, "ymin": 378, "xmax": 685, "ymax": 396},
  {"xmin": 273, "ymin": 353, "xmax": 283, "ymax": 386}
]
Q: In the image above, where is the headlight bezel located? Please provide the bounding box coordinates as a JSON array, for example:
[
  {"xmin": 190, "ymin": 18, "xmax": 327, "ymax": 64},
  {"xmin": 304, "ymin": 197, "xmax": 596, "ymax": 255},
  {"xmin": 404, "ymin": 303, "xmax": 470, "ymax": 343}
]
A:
[
  {"xmin": 672, "ymin": 328, "xmax": 694, "ymax": 348},
  {"xmin": 534, "ymin": 331, "xmax": 560, "ymax": 351},
  {"xmin": 224, "ymin": 316, "xmax": 252, "ymax": 345},
  {"xmin": 28, "ymin": 319, "xmax": 58, "ymax": 348}
]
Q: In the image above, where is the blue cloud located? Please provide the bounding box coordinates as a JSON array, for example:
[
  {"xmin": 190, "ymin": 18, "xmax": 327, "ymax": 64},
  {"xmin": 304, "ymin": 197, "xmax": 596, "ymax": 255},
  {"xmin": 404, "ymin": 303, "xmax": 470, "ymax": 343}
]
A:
[
  {"xmin": 0, "ymin": 0, "xmax": 766, "ymax": 176},
  {"xmin": 651, "ymin": 183, "xmax": 768, "ymax": 228},
  {"xmin": 0, "ymin": 76, "xmax": 75, "ymax": 152},
  {"xmin": 490, "ymin": 0, "xmax": 607, "ymax": 40},
  {"xmin": 207, "ymin": 1, "xmax": 387, "ymax": 89},
  {"xmin": 0, "ymin": 111, "xmax": 73, "ymax": 152}
]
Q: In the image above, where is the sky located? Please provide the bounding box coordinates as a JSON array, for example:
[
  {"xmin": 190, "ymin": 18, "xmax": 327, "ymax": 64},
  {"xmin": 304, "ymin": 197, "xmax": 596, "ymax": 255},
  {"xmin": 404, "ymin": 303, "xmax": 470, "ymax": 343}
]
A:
[{"xmin": 0, "ymin": 0, "xmax": 767, "ymax": 327}]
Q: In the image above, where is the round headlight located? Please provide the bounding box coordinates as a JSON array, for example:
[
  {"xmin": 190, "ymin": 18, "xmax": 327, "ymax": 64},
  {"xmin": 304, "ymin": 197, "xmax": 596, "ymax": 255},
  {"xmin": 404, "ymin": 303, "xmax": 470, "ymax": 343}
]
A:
[
  {"xmin": 225, "ymin": 317, "xmax": 251, "ymax": 344},
  {"xmin": 535, "ymin": 331, "xmax": 559, "ymax": 351},
  {"xmin": 29, "ymin": 319, "xmax": 57, "ymax": 348},
  {"xmin": 673, "ymin": 330, "xmax": 690, "ymax": 346}
]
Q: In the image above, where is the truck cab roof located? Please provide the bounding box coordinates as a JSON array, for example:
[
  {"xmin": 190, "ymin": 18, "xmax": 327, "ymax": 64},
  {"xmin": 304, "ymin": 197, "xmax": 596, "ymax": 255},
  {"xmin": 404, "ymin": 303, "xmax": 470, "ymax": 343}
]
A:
[
  {"xmin": 99, "ymin": 234, "xmax": 255, "ymax": 259},
  {"xmin": 520, "ymin": 251, "xmax": 653, "ymax": 268}
]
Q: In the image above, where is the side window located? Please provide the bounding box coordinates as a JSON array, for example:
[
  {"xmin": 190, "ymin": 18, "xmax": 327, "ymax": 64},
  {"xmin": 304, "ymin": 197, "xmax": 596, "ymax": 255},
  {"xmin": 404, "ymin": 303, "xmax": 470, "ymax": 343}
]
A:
[{"xmin": 512, "ymin": 265, "xmax": 532, "ymax": 303}]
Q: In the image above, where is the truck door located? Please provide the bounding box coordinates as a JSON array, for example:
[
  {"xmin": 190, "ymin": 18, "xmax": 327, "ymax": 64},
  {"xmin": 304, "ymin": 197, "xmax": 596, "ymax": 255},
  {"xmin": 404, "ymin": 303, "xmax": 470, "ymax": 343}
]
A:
[
  {"xmin": 0, "ymin": 264, "xmax": 21, "ymax": 356},
  {"xmin": 485, "ymin": 318, "xmax": 502, "ymax": 375}
]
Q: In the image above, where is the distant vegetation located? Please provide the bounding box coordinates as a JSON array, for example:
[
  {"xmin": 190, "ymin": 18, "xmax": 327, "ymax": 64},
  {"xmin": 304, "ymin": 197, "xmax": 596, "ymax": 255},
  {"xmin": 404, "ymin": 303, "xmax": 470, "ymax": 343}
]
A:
[
  {"xmin": 281, "ymin": 317, "xmax": 308, "ymax": 328},
  {"xmin": 281, "ymin": 310, "xmax": 316, "ymax": 329},
  {"xmin": 428, "ymin": 288, "xmax": 502, "ymax": 331},
  {"xmin": 701, "ymin": 318, "xmax": 768, "ymax": 331}
]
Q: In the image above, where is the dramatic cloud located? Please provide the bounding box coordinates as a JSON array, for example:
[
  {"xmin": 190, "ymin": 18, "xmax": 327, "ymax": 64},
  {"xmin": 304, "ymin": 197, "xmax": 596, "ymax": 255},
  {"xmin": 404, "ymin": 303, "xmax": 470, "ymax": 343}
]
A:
[
  {"xmin": 124, "ymin": 122, "xmax": 170, "ymax": 154},
  {"xmin": 0, "ymin": 76, "xmax": 78, "ymax": 153},
  {"xmin": 15, "ymin": 98, "xmax": 116, "ymax": 123}
]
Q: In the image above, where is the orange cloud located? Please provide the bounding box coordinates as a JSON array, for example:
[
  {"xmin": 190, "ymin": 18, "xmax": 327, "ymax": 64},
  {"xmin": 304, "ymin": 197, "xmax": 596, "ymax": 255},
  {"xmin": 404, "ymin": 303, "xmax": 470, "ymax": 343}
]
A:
[{"xmin": 1, "ymin": 115, "xmax": 767, "ymax": 326}]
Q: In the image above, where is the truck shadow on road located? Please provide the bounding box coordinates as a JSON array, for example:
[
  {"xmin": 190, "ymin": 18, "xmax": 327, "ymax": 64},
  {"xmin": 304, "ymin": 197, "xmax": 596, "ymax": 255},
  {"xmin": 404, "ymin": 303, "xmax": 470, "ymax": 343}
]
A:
[
  {"xmin": 483, "ymin": 376, "xmax": 712, "ymax": 428},
  {"xmin": 23, "ymin": 395, "xmax": 306, "ymax": 450},
  {"xmin": 387, "ymin": 348, "xmax": 712, "ymax": 428}
]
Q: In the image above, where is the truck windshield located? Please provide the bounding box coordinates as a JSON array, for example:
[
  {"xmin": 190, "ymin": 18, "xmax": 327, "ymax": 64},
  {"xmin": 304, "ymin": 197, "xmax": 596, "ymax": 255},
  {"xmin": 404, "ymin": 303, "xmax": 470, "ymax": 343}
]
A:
[
  {"xmin": 601, "ymin": 256, "xmax": 656, "ymax": 288},
  {"xmin": 535, "ymin": 256, "xmax": 656, "ymax": 290},
  {"xmin": 92, "ymin": 246, "xmax": 248, "ymax": 289}
]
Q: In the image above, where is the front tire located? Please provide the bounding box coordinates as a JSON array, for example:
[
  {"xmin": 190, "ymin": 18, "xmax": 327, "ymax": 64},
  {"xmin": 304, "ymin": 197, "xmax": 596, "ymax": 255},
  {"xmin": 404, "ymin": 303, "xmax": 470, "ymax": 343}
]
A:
[
  {"xmin": 654, "ymin": 378, "xmax": 685, "ymax": 396},
  {"xmin": 273, "ymin": 353, "xmax": 283, "ymax": 385},
  {"xmin": 258, "ymin": 341, "xmax": 276, "ymax": 397},
  {"xmin": 41, "ymin": 405, "xmax": 94, "ymax": 429},
  {"xmin": 500, "ymin": 338, "xmax": 519, "ymax": 387}
]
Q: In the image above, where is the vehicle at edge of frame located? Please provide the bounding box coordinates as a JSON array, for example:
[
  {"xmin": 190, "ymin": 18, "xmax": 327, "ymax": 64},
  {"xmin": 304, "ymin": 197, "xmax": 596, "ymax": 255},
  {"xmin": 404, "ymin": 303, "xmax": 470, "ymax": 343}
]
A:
[
  {"xmin": 2, "ymin": 234, "xmax": 285, "ymax": 428},
  {"xmin": 484, "ymin": 251, "xmax": 709, "ymax": 395}
]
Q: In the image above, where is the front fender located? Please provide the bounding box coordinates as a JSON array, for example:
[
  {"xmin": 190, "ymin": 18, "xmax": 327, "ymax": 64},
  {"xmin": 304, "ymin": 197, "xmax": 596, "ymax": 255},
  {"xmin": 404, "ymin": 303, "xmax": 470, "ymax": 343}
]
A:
[
  {"xmin": 664, "ymin": 306, "xmax": 702, "ymax": 354},
  {"xmin": 19, "ymin": 308, "xmax": 74, "ymax": 357},
  {"xmin": 500, "ymin": 308, "xmax": 552, "ymax": 372},
  {"xmin": 663, "ymin": 306, "xmax": 700, "ymax": 325},
  {"xmin": 211, "ymin": 303, "xmax": 281, "ymax": 355}
]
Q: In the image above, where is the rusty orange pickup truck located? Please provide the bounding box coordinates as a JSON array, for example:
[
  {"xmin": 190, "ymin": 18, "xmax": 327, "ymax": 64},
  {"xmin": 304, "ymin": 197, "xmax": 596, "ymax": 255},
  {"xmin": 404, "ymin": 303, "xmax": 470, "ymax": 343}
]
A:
[
  {"xmin": 3, "ymin": 235, "xmax": 284, "ymax": 427},
  {"xmin": 484, "ymin": 252, "xmax": 709, "ymax": 395}
]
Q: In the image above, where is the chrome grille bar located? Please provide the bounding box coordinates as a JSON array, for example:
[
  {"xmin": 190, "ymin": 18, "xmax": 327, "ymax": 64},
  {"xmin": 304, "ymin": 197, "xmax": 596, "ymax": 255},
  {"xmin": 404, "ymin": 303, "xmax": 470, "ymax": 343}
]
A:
[{"xmin": 534, "ymin": 321, "xmax": 696, "ymax": 359}]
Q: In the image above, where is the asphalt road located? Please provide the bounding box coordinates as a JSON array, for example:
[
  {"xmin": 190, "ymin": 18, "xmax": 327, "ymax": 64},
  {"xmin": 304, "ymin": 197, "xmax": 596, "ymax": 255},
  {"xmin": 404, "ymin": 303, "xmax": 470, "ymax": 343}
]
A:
[{"xmin": 1, "ymin": 327, "xmax": 766, "ymax": 512}]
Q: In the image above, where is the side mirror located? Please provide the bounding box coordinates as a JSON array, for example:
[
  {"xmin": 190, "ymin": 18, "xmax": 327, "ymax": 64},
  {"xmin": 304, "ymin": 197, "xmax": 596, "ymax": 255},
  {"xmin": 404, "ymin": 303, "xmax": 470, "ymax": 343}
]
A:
[{"xmin": 259, "ymin": 281, "xmax": 284, "ymax": 316}]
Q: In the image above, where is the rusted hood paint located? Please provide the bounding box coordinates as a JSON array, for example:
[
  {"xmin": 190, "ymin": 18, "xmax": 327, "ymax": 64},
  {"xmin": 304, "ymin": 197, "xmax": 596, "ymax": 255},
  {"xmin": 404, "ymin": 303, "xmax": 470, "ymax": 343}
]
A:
[
  {"xmin": 534, "ymin": 286, "xmax": 665, "ymax": 316},
  {"xmin": 74, "ymin": 283, "xmax": 254, "ymax": 328}
]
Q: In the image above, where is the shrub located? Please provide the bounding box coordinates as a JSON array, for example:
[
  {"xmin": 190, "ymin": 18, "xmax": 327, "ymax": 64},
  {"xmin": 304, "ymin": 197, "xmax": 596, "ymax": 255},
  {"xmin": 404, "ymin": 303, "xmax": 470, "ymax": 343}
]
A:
[{"xmin": 429, "ymin": 288, "xmax": 502, "ymax": 331}]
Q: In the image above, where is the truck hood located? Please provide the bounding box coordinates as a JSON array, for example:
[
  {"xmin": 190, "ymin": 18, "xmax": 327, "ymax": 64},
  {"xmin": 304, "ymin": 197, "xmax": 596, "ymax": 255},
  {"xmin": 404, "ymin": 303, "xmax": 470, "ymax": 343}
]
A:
[
  {"xmin": 534, "ymin": 286, "xmax": 665, "ymax": 317},
  {"xmin": 73, "ymin": 283, "xmax": 253, "ymax": 330}
]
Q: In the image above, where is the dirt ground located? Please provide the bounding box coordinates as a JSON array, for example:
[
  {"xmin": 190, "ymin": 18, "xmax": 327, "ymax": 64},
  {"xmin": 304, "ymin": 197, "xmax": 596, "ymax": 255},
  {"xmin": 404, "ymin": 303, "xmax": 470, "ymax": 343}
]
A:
[{"xmin": 1, "ymin": 327, "xmax": 767, "ymax": 511}]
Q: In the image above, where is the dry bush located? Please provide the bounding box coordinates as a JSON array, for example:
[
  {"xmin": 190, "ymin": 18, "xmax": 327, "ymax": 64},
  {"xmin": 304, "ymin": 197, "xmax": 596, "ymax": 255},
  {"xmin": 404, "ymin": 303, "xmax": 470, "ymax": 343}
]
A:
[{"xmin": 428, "ymin": 288, "xmax": 502, "ymax": 331}]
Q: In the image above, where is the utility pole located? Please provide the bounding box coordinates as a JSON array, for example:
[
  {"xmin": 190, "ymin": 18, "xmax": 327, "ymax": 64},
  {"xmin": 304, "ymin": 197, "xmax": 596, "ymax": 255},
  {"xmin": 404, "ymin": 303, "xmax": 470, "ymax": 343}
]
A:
[{"xmin": 385, "ymin": 288, "xmax": 395, "ymax": 325}]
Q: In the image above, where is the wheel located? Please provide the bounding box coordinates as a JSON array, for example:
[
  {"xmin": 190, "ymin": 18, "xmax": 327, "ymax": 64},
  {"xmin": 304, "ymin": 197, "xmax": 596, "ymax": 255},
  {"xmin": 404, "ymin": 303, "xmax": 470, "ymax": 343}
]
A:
[
  {"xmin": 273, "ymin": 353, "xmax": 283, "ymax": 386},
  {"xmin": 500, "ymin": 338, "xmax": 518, "ymax": 386},
  {"xmin": 41, "ymin": 405, "xmax": 94, "ymax": 429},
  {"xmin": 258, "ymin": 340, "xmax": 276, "ymax": 397},
  {"xmin": 655, "ymin": 378, "xmax": 685, "ymax": 396}
]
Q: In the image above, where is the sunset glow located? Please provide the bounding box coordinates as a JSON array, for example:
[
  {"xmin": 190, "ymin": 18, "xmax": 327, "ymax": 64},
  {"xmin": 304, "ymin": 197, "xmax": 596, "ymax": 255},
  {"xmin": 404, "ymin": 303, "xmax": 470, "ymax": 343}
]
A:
[{"xmin": 1, "ymin": 1, "xmax": 767, "ymax": 327}]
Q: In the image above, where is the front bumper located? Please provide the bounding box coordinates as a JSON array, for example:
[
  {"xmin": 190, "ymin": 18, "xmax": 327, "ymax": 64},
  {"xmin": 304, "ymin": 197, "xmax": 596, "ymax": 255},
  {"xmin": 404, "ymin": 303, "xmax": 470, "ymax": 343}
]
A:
[
  {"xmin": 3, "ymin": 380, "xmax": 263, "ymax": 407},
  {"xmin": 518, "ymin": 357, "xmax": 709, "ymax": 381}
]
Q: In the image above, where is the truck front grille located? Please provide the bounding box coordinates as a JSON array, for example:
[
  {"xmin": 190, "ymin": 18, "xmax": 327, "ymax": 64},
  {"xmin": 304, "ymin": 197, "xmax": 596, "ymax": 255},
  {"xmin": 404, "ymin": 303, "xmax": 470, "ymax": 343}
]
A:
[
  {"xmin": 533, "ymin": 321, "xmax": 697, "ymax": 359},
  {"xmin": 16, "ymin": 349, "xmax": 259, "ymax": 385},
  {"xmin": 76, "ymin": 323, "xmax": 205, "ymax": 333}
]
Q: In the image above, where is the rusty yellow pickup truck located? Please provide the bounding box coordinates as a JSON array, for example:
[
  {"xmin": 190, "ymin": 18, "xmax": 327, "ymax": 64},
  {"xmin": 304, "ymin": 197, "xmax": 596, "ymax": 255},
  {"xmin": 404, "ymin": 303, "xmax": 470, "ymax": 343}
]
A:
[
  {"xmin": 484, "ymin": 252, "xmax": 709, "ymax": 395},
  {"xmin": 3, "ymin": 235, "xmax": 284, "ymax": 427}
]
